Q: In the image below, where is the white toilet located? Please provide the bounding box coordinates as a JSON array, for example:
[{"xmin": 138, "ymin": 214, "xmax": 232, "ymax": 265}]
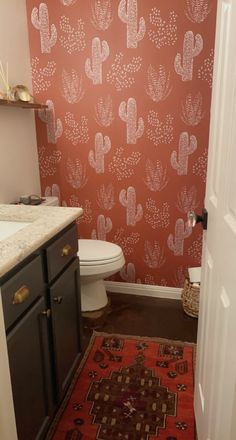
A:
[
  {"xmin": 78, "ymin": 239, "xmax": 125, "ymax": 312},
  {"xmin": 43, "ymin": 197, "xmax": 125, "ymax": 312}
]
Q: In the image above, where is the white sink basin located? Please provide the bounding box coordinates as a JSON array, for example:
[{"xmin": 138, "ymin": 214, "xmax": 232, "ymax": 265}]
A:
[{"xmin": 0, "ymin": 220, "xmax": 31, "ymax": 241}]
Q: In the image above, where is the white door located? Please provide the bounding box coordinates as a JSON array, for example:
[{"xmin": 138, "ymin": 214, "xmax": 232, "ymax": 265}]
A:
[{"xmin": 194, "ymin": 1, "xmax": 236, "ymax": 439}]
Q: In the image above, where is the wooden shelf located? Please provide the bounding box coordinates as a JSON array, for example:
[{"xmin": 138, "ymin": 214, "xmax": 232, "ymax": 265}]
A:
[{"xmin": 0, "ymin": 99, "xmax": 48, "ymax": 110}]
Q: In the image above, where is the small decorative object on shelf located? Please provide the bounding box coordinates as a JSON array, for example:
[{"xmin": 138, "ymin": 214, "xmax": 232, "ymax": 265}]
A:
[
  {"xmin": 0, "ymin": 60, "xmax": 47, "ymax": 109},
  {"xmin": 12, "ymin": 85, "xmax": 33, "ymax": 102}
]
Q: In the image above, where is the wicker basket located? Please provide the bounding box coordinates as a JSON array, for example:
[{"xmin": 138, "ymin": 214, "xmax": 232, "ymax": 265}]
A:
[{"xmin": 181, "ymin": 277, "xmax": 200, "ymax": 318}]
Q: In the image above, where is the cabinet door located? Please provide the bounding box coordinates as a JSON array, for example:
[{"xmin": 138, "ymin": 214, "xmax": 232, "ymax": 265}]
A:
[
  {"xmin": 50, "ymin": 257, "xmax": 82, "ymax": 399},
  {"xmin": 7, "ymin": 296, "xmax": 54, "ymax": 440}
]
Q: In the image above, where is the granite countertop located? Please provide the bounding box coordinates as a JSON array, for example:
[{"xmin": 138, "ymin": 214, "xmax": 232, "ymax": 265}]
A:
[{"xmin": 0, "ymin": 204, "xmax": 83, "ymax": 278}]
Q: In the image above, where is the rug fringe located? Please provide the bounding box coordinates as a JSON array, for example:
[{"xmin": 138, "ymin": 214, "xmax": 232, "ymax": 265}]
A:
[{"xmin": 92, "ymin": 330, "xmax": 196, "ymax": 347}]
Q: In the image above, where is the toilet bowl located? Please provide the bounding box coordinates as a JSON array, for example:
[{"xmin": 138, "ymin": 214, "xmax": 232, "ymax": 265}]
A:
[
  {"xmin": 42, "ymin": 197, "xmax": 125, "ymax": 312},
  {"xmin": 78, "ymin": 239, "xmax": 125, "ymax": 312}
]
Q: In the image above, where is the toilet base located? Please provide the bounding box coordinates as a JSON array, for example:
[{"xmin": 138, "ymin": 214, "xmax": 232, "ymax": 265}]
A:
[{"xmin": 80, "ymin": 279, "xmax": 108, "ymax": 312}]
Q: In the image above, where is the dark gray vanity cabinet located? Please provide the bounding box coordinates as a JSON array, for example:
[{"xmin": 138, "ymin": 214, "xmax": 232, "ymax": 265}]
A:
[
  {"xmin": 1, "ymin": 255, "xmax": 53, "ymax": 440},
  {"xmin": 1, "ymin": 222, "xmax": 82, "ymax": 440}
]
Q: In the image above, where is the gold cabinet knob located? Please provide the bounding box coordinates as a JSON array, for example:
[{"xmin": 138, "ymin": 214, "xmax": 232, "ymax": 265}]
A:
[
  {"xmin": 41, "ymin": 309, "xmax": 51, "ymax": 318},
  {"xmin": 53, "ymin": 296, "xmax": 62, "ymax": 304},
  {"xmin": 61, "ymin": 244, "xmax": 72, "ymax": 257},
  {"xmin": 12, "ymin": 285, "xmax": 30, "ymax": 304}
]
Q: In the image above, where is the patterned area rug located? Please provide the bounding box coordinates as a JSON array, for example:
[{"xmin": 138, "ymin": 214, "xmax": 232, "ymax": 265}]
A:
[{"xmin": 48, "ymin": 332, "xmax": 196, "ymax": 440}]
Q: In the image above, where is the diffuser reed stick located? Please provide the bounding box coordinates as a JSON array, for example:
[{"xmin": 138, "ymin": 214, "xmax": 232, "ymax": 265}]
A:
[{"xmin": 0, "ymin": 60, "xmax": 11, "ymax": 98}]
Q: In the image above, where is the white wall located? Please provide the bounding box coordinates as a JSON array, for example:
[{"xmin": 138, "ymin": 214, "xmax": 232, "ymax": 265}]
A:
[
  {"xmin": 0, "ymin": 0, "xmax": 40, "ymax": 203},
  {"xmin": 0, "ymin": 1, "xmax": 40, "ymax": 438}
]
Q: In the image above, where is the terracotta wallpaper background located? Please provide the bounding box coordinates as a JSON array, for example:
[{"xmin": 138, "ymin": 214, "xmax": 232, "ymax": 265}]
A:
[{"xmin": 26, "ymin": 0, "xmax": 217, "ymax": 287}]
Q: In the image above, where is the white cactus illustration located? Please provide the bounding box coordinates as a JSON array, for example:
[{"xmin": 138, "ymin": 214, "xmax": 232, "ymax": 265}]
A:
[
  {"xmin": 44, "ymin": 183, "xmax": 61, "ymax": 201},
  {"xmin": 94, "ymin": 95, "xmax": 114, "ymax": 127},
  {"xmin": 147, "ymin": 111, "xmax": 174, "ymax": 146},
  {"xmin": 185, "ymin": 0, "xmax": 211, "ymax": 23},
  {"xmin": 89, "ymin": 133, "xmax": 111, "ymax": 174},
  {"xmin": 38, "ymin": 146, "xmax": 61, "ymax": 178},
  {"xmin": 119, "ymin": 186, "xmax": 143, "ymax": 226},
  {"xmin": 60, "ymin": 0, "xmax": 77, "ymax": 5},
  {"xmin": 107, "ymin": 52, "xmax": 142, "ymax": 91},
  {"xmin": 181, "ymin": 92, "xmax": 205, "ymax": 126},
  {"xmin": 192, "ymin": 148, "xmax": 207, "ymax": 182},
  {"xmin": 91, "ymin": 0, "xmax": 113, "ymax": 30},
  {"xmin": 173, "ymin": 266, "xmax": 186, "ymax": 288},
  {"xmin": 120, "ymin": 263, "xmax": 136, "ymax": 283},
  {"xmin": 68, "ymin": 194, "xmax": 80, "ymax": 207},
  {"xmin": 174, "ymin": 31, "xmax": 203, "ymax": 81},
  {"xmin": 148, "ymin": 8, "xmax": 178, "ymax": 49},
  {"xmin": 144, "ymin": 158, "xmax": 168, "ymax": 192},
  {"xmin": 108, "ymin": 147, "xmax": 141, "ymax": 180},
  {"xmin": 113, "ymin": 228, "xmax": 140, "ymax": 256},
  {"xmin": 77, "ymin": 200, "xmax": 93, "ymax": 224},
  {"xmin": 188, "ymin": 232, "xmax": 202, "ymax": 263},
  {"xmin": 66, "ymin": 158, "xmax": 87, "ymax": 189},
  {"xmin": 64, "ymin": 113, "xmax": 89, "ymax": 145},
  {"xmin": 68, "ymin": 196, "xmax": 92, "ymax": 224},
  {"xmin": 59, "ymin": 16, "xmax": 86, "ymax": 54},
  {"xmin": 85, "ymin": 37, "xmax": 109, "ymax": 85},
  {"xmin": 119, "ymin": 97, "xmax": 144, "ymax": 144},
  {"xmin": 143, "ymin": 241, "xmax": 166, "ymax": 269},
  {"xmin": 31, "ymin": 3, "xmax": 57, "ymax": 54},
  {"xmin": 91, "ymin": 215, "xmax": 112, "ymax": 240},
  {"xmin": 168, "ymin": 219, "xmax": 192, "ymax": 256},
  {"xmin": 143, "ymin": 274, "xmax": 155, "ymax": 285},
  {"xmin": 171, "ymin": 132, "xmax": 197, "ymax": 175},
  {"xmin": 160, "ymin": 278, "xmax": 168, "ymax": 286},
  {"xmin": 118, "ymin": 0, "xmax": 146, "ymax": 49},
  {"xmin": 146, "ymin": 65, "xmax": 172, "ymax": 103},
  {"xmin": 145, "ymin": 199, "xmax": 170, "ymax": 229},
  {"xmin": 62, "ymin": 69, "xmax": 84, "ymax": 104},
  {"xmin": 31, "ymin": 58, "xmax": 56, "ymax": 95},
  {"xmin": 97, "ymin": 183, "xmax": 115, "ymax": 210},
  {"xmin": 176, "ymin": 186, "xmax": 199, "ymax": 214},
  {"xmin": 198, "ymin": 48, "xmax": 214, "ymax": 87},
  {"xmin": 39, "ymin": 100, "xmax": 63, "ymax": 144}
]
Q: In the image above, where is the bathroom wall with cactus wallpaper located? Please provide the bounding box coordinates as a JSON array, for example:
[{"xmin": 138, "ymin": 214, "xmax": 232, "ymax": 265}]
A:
[{"xmin": 26, "ymin": 0, "xmax": 217, "ymax": 287}]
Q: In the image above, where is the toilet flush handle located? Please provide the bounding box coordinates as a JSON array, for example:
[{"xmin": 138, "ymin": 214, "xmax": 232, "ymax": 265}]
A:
[{"xmin": 187, "ymin": 209, "xmax": 208, "ymax": 230}]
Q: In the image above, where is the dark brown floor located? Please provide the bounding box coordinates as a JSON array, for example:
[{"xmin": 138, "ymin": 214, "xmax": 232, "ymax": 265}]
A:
[{"xmin": 82, "ymin": 292, "xmax": 198, "ymax": 349}]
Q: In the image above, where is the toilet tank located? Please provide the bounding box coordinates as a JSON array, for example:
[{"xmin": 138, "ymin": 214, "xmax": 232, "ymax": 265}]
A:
[{"xmin": 42, "ymin": 197, "xmax": 59, "ymax": 207}]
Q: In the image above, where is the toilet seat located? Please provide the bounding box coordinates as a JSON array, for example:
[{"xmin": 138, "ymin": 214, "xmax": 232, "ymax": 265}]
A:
[{"xmin": 79, "ymin": 239, "xmax": 123, "ymax": 266}]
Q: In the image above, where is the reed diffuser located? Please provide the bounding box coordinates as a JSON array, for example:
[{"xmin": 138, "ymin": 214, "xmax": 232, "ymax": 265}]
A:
[{"xmin": 0, "ymin": 60, "xmax": 13, "ymax": 100}]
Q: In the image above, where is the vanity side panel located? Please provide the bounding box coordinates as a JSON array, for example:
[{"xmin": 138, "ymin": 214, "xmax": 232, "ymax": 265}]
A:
[{"xmin": 0, "ymin": 293, "xmax": 18, "ymax": 440}]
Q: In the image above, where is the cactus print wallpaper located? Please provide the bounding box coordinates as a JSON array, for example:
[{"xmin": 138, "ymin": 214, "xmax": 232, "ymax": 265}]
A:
[{"xmin": 26, "ymin": 0, "xmax": 217, "ymax": 287}]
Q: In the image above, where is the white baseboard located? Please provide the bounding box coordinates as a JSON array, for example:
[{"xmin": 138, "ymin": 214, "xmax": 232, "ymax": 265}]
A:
[{"xmin": 104, "ymin": 281, "xmax": 182, "ymax": 300}]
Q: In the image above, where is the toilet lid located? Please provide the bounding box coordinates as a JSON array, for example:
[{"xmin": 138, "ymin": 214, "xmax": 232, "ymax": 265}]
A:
[{"xmin": 78, "ymin": 239, "xmax": 123, "ymax": 264}]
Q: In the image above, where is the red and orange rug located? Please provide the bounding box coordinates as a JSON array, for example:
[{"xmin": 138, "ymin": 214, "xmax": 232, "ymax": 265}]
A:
[{"xmin": 48, "ymin": 332, "xmax": 196, "ymax": 440}]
